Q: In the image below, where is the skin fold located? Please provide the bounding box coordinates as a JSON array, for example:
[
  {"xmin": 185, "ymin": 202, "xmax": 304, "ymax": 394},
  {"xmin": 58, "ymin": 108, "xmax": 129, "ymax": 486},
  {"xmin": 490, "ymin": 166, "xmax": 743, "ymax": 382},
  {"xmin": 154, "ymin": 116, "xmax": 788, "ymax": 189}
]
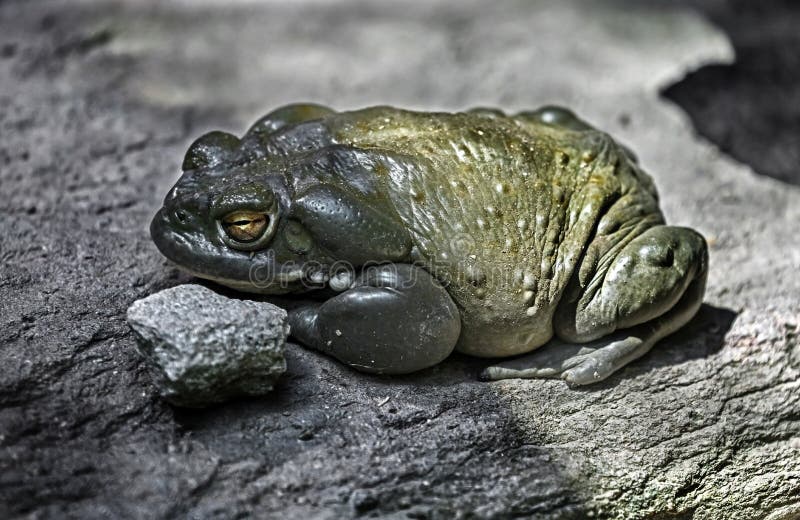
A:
[{"xmin": 151, "ymin": 103, "xmax": 708, "ymax": 385}]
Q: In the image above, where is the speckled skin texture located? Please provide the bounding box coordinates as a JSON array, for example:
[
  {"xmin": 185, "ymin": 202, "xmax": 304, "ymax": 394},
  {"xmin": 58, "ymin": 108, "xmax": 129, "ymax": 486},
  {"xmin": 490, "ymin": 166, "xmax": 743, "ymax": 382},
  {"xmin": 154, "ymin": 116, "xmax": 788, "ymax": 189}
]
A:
[{"xmin": 151, "ymin": 104, "xmax": 708, "ymax": 384}]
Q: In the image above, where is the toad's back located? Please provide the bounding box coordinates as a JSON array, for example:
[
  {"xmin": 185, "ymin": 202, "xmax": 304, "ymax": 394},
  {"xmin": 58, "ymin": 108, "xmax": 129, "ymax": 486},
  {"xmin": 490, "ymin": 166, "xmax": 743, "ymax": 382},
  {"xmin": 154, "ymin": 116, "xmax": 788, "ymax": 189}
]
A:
[{"xmin": 325, "ymin": 107, "xmax": 662, "ymax": 357}]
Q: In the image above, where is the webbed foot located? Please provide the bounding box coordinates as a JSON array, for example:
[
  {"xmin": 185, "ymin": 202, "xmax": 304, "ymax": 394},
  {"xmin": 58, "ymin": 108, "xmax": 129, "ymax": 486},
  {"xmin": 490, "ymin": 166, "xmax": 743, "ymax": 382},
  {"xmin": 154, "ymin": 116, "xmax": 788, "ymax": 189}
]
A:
[{"xmin": 480, "ymin": 334, "xmax": 645, "ymax": 386}]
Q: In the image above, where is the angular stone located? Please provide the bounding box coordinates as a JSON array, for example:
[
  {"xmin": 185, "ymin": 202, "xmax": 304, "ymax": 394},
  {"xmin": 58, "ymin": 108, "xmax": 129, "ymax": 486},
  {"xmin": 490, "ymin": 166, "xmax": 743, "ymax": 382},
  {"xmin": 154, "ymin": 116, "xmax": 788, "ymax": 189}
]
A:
[{"xmin": 127, "ymin": 284, "xmax": 288, "ymax": 407}]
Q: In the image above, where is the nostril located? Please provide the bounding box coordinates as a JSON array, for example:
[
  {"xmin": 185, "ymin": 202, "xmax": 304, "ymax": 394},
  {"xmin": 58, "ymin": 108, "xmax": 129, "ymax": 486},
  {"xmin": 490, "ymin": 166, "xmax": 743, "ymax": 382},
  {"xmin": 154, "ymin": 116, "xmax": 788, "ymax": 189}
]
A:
[{"xmin": 175, "ymin": 210, "xmax": 188, "ymax": 223}]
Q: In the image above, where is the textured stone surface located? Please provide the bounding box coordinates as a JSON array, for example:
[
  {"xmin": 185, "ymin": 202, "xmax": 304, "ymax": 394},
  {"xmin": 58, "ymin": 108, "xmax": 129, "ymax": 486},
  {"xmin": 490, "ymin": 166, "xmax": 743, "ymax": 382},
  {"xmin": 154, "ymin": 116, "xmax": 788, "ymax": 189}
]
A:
[
  {"xmin": 127, "ymin": 284, "xmax": 288, "ymax": 407},
  {"xmin": 0, "ymin": 1, "xmax": 798, "ymax": 519}
]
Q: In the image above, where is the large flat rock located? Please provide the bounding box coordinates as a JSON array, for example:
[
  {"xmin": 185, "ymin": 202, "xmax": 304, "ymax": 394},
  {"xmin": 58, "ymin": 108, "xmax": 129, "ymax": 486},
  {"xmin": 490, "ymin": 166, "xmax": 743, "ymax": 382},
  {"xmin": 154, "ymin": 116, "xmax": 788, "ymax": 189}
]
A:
[{"xmin": 1, "ymin": 1, "xmax": 798, "ymax": 518}]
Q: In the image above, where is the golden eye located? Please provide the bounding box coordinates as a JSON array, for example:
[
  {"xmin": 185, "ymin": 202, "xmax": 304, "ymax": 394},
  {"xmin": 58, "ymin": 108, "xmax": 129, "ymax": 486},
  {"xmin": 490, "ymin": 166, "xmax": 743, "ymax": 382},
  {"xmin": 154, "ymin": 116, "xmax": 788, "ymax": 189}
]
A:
[{"xmin": 222, "ymin": 211, "xmax": 269, "ymax": 243}]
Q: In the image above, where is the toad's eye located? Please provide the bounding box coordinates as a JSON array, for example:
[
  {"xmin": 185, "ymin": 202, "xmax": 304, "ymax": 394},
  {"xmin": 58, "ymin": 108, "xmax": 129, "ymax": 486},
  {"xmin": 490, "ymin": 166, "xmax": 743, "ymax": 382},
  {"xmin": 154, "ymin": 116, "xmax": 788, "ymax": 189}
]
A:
[{"xmin": 221, "ymin": 211, "xmax": 270, "ymax": 244}]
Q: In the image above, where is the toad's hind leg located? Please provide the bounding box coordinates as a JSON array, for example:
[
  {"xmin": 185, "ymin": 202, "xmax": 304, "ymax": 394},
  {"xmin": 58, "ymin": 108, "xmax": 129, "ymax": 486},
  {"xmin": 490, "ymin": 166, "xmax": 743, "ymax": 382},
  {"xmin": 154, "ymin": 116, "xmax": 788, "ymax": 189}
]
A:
[
  {"xmin": 288, "ymin": 263, "xmax": 461, "ymax": 375},
  {"xmin": 482, "ymin": 226, "xmax": 708, "ymax": 385}
]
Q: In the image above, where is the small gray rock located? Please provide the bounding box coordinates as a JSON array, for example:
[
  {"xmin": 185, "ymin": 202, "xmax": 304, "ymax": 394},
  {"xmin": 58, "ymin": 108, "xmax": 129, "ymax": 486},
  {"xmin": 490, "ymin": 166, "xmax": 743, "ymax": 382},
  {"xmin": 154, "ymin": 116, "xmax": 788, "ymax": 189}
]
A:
[{"xmin": 126, "ymin": 284, "xmax": 289, "ymax": 407}]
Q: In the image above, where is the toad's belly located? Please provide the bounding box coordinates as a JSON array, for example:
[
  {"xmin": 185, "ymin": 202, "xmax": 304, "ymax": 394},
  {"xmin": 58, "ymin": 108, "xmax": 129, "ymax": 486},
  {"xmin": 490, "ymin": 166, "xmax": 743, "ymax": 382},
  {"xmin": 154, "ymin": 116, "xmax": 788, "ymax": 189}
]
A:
[{"xmin": 454, "ymin": 291, "xmax": 560, "ymax": 358}]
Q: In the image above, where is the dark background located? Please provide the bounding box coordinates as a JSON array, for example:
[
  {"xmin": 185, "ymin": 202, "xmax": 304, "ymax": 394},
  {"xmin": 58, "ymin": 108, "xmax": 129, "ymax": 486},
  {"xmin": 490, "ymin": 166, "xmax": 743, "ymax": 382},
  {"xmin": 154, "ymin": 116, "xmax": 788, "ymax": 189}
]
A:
[{"xmin": 665, "ymin": 0, "xmax": 800, "ymax": 185}]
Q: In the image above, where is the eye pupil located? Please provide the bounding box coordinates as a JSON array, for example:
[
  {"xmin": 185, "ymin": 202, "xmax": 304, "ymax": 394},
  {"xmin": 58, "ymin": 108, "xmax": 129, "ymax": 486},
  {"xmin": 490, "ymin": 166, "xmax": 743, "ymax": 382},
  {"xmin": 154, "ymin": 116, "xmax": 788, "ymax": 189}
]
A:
[{"xmin": 221, "ymin": 211, "xmax": 270, "ymax": 243}]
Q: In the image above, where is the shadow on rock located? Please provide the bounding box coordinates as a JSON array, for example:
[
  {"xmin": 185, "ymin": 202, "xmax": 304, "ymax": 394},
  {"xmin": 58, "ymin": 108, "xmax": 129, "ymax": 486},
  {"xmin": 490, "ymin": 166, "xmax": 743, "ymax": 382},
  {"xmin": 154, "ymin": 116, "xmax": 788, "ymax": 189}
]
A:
[
  {"xmin": 662, "ymin": 0, "xmax": 800, "ymax": 185},
  {"xmin": 172, "ymin": 336, "xmax": 591, "ymax": 517},
  {"xmin": 576, "ymin": 303, "xmax": 737, "ymax": 392}
]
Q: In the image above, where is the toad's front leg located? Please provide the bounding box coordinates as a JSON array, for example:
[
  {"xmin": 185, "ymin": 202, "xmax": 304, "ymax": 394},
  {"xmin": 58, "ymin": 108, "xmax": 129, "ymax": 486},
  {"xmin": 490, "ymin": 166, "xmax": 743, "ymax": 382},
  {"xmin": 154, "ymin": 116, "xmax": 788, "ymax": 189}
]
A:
[{"xmin": 288, "ymin": 263, "xmax": 461, "ymax": 374}]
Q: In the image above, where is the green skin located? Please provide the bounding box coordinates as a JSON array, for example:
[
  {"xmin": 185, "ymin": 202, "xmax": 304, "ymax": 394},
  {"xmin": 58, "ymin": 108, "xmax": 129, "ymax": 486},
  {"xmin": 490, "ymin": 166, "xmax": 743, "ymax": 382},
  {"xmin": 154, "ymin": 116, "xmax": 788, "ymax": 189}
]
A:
[{"xmin": 151, "ymin": 103, "xmax": 708, "ymax": 386}]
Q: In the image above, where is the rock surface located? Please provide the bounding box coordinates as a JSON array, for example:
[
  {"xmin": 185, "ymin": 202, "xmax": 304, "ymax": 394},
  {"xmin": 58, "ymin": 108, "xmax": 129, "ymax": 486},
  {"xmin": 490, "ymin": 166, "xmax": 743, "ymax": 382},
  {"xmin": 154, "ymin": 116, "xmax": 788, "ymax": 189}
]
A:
[
  {"xmin": 664, "ymin": 0, "xmax": 800, "ymax": 186},
  {"xmin": 127, "ymin": 284, "xmax": 288, "ymax": 408},
  {"xmin": 0, "ymin": 1, "xmax": 798, "ymax": 519}
]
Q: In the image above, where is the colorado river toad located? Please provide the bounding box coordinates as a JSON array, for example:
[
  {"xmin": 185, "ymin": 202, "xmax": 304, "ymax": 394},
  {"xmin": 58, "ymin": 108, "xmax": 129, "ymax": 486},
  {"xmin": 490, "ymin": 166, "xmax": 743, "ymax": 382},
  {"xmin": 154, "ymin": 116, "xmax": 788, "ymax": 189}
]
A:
[{"xmin": 151, "ymin": 104, "xmax": 708, "ymax": 385}]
